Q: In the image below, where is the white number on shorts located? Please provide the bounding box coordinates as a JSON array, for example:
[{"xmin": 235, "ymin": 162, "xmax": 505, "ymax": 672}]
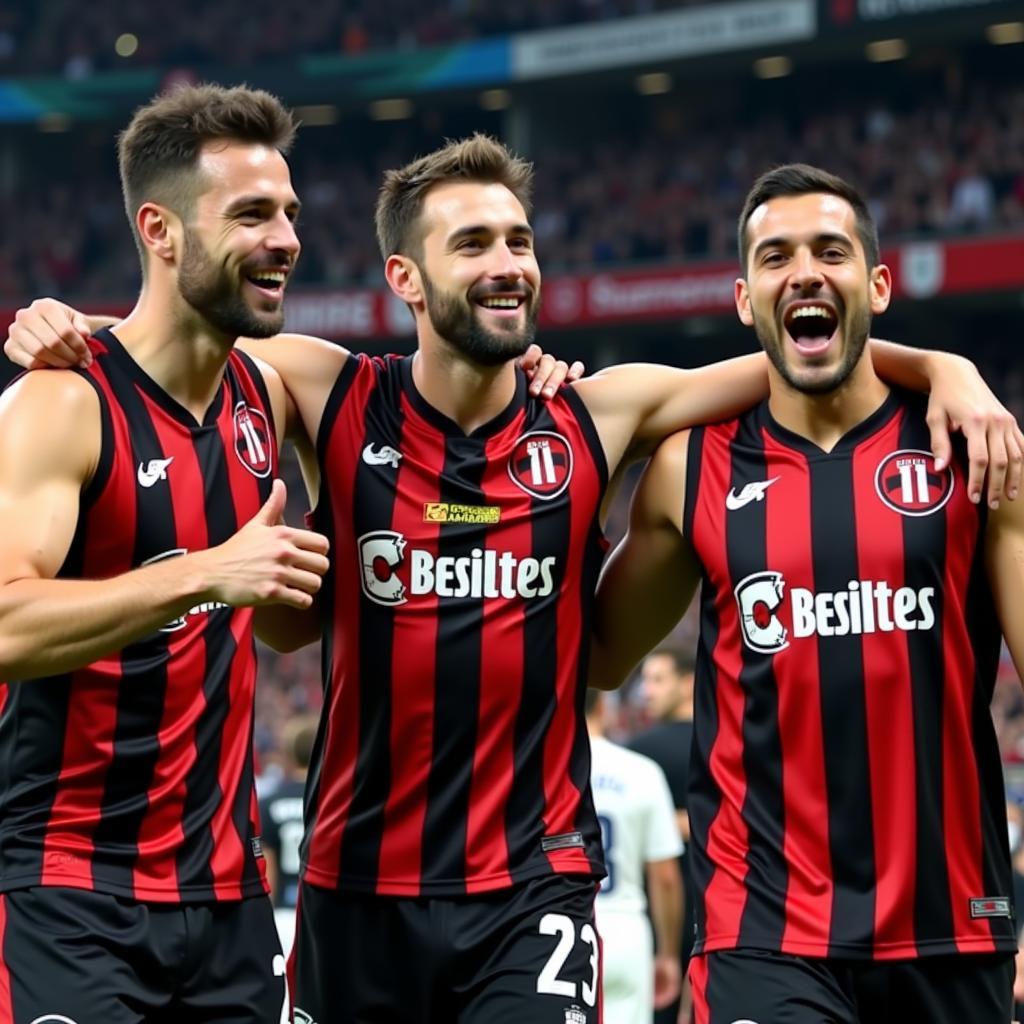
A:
[{"xmin": 536, "ymin": 913, "xmax": 599, "ymax": 1007}]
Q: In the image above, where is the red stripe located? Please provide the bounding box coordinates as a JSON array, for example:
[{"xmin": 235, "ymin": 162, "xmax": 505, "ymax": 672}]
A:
[
  {"xmin": 762, "ymin": 431, "xmax": 834, "ymax": 953},
  {"xmin": 940, "ymin": 472, "xmax": 990, "ymax": 951},
  {"xmin": 0, "ymin": 685, "xmax": 6, "ymax": 716},
  {"xmin": 0, "ymin": 895, "xmax": 12, "ymax": 1024},
  {"xmin": 851, "ymin": 416, "xmax": 918, "ymax": 955},
  {"xmin": 540, "ymin": 405, "xmax": 602, "ymax": 875},
  {"xmin": 304, "ymin": 365, "xmax": 375, "ymax": 885},
  {"xmin": 41, "ymin": 365, "xmax": 133, "ymax": 887},
  {"xmin": 692, "ymin": 423, "xmax": 750, "ymax": 947},
  {"xmin": 688, "ymin": 954, "xmax": 709, "ymax": 1024},
  {"xmin": 462, "ymin": 415, "xmax": 531, "ymax": 891},
  {"xmin": 376, "ymin": 394, "xmax": 444, "ymax": 888}
]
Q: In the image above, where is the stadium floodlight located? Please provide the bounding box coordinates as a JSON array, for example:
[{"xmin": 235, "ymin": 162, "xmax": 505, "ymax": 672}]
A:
[
  {"xmin": 865, "ymin": 38, "xmax": 908, "ymax": 62},
  {"xmin": 753, "ymin": 56, "xmax": 792, "ymax": 79},
  {"xmin": 986, "ymin": 22, "xmax": 1024, "ymax": 45},
  {"xmin": 635, "ymin": 72, "xmax": 672, "ymax": 96}
]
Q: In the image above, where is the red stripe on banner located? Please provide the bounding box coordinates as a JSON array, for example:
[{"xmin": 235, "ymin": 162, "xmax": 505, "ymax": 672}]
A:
[
  {"xmin": 376, "ymin": 395, "xmax": 444, "ymax": 888},
  {"xmin": 304, "ymin": 365, "xmax": 375, "ymax": 887},
  {"xmin": 462, "ymin": 413, "xmax": 531, "ymax": 891},
  {"xmin": 540, "ymin": 405, "xmax": 602, "ymax": 876},
  {"xmin": 692, "ymin": 423, "xmax": 750, "ymax": 947},
  {"xmin": 0, "ymin": 895, "xmax": 12, "ymax": 1024},
  {"xmin": 130, "ymin": 387, "xmax": 211, "ymax": 897},
  {"xmin": 852, "ymin": 416, "xmax": 918, "ymax": 956},
  {"xmin": 41, "ymin": 365, "xmax": 133, "ymax": 887},
  {"xmin": 940, "ymin": 478, "xmax": 990, "ymax": 952},
  {"xmin": 762, "ymin": 432, "xmax": 834, "ymax": 953},
  {"xmin": 689, "ymin": 955, "xmax": 709, "ymax": 1024}
]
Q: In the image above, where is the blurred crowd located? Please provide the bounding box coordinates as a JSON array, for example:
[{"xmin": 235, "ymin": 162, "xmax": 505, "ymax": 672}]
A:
[
  {"xmin": 0, "ymin": 0, "xmax": 707, "ymax": 75},
  {"xmin": 4, "ymin": 77, "xmax": 1024, "ymax": 309}
]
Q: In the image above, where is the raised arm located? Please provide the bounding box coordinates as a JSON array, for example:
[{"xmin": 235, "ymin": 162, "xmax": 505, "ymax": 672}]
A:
[
  {"xmin": 0, "ymin": 372, "xmax": 329, "ymax": 680},
  {"xmin": 590, "ymin": 431, "xmax": 702, "ymax": 690},
  {"xmin": 986, "ymin": 485, "xmax": 1024, "ymax": 689}
]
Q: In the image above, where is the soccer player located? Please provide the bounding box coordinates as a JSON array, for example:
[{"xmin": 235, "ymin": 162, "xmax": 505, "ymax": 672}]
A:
[
  {"xmin": 587, "ymin": 688, "xmax": 683, "ymax": 1024},
  {"xmin": 591, "ymin": 164, "xmax": 1024, "ymax": 1023},
  {"xmin": 0, "ymin": 85, "xmax": 331, "ymax": 1022},
  {"xmin": 629, "ymin": 647, "xmax": 697, "ymax": 1022},
  {"xmin": 7, "ymin": 139, "xmax": 1024, "ymax": 1023},
  {"xmin": 259, "ymin": 715, "xmax": 318, "ymax": 955}
]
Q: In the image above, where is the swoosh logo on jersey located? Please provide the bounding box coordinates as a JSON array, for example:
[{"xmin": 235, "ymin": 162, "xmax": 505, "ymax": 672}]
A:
[
  {"xmin": 725, "ymin": 476, "xmax": 780, "ymax": 510},
  {"xmin": 362, "ymin": 443, "xmax": 402, "ymax": 468},
  {"xmin": 137, "ymin": 457, "xmax": 175, "ymax": 488}
]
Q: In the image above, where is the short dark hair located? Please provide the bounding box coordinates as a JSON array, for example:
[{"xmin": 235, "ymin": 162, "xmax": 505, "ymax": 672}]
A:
[
  {"xmin": 737, "ymin": 163, "xmax": 880, "ymax": 274},
  {"xmin": 645, "ymin": 646, "xmax": 696, "ymax": 677},
  {"xmin": 118, "ymin": 83, "xmax": 297, "ymax": 261},
  {"xmin": 374, "ymin": 133, "xmax": 534, "ymax": 261},
  {"xmin": 282, "ymin": 715, "xmax": 318, "ymax": 771}
]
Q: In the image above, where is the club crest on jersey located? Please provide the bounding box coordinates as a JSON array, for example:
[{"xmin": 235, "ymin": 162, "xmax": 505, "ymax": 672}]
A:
[
  {"xmin": 874, "ymin": 449, "xmax": 953, "ymax": 517},
  {"xmin": 508, "ymin": 431, "xmax": 573, "ymax": 500},
  {"xmin": 233, "ymin": 402, "xmax": 272, "ymax": 478},
  {"xmin": 564, "ymin": 1006, "xmax": 587, "ymax": 1024}
]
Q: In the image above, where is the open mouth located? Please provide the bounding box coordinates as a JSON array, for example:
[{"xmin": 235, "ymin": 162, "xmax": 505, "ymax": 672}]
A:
[
  {"xmin": 245, "ymin": 268, "xmax": 289, "ymax": 300},
  {"xmin": 783, "ymin": 302, "xmax": 839, "ymax": 356},
  {"xmin": 474, "ymin": 293, "xmax": 527, "ymax": 318}
]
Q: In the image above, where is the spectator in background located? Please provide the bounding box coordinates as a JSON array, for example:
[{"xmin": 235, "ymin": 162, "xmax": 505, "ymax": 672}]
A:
[
  {"xmin": 630, "ymin": 647, "xmax": 696, "ymax": 1024},
  {"xmin": 587, "ymin": 689, "xmax": 683, "ymax": 1024},
  {"xmin": 259, "ymin": 714, "xmax": 318, "ymax": 955}
]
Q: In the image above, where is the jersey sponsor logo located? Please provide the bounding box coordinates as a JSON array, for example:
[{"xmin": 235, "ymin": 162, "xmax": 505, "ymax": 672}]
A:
[
  {"xmin": 137, "ymin": 456, "xmax": 174, "ymax": 488},
  {"xmin": 508, "ymin": 431, "xmax": 573, "ymax": 500},
  {"xmin": 564, "ymin": 1007, "xmax": 588, "ymax": 1024},
  {"xmin": 141, "ymin": 548, "xmax": 230, "ymax": 631},
  {"xmin": 874, "ymin": 449, "xmax": 954, "ymax": 516},
  {"xmin": 423, "ymin": 501, "xmax": 501, "ymax": 525},
  {"xmin": 725, "ymin": 476, "xmax": 780, "ymax": 510},
  {"xmin": 735, "ymin": 570, "xmax": 936, "ymax": 654},
  {"xmin": 362, "ymin": 442, "xmax": 402, "ymax": 468},
  {"xmin": 358, "ymin": 530, "xmax": 557, "ymax": 606},
  {"xmin": 233, "ymin": 402, "xmax": 273, "ymax": 478}
]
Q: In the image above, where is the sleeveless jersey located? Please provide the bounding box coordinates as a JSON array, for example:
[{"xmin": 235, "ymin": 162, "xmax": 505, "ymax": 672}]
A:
[
  {"xmin": 304, "ymin": 354, "xmax": 608, "ymax": 896},
  {"xmin": 684, "ymin": 390, "xmax": 1013, "ymax": 959},
  {"xmin": 0, "ymin": 328, "xmax": 276, "ymax": 903}
]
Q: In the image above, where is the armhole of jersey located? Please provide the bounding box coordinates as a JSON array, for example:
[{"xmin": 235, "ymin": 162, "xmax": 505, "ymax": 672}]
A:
[
  {"xmin": 315, "ymin": 351, "xmax": 363, "ymax": 465},
  {"xmin": 233, "ymin": 348, "xmax": 279, "ymax": 455},
  {"xmin": 560, "ymin": 385, "xmax": 609, "ymax": 493},
  {"xmin": 682, "ymin": 425, "xmax": 704, "ymax": 542},
  {"xmin": 76, "ymin": 369, "xmax": 114, "ymax": 512}
]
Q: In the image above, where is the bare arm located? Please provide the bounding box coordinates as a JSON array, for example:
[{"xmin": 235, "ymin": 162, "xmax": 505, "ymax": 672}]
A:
[
  {"xmin": 0, "ymin": 373, "xmax": 330, "ymax": 680},
  {"xmin": 986, "ymin": 486, "xmax": 1024, "ymax": 685},
  {"xmin": 591, "ymin": 432, "xmax": 702, "ymax": 689},
  {"xmin": 646, "ymin": 856, "xmax": 684, "ymax": 1008}
]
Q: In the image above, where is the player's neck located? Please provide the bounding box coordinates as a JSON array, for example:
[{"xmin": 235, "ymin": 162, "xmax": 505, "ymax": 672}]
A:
[
  {"xmin": 767, "ymin": 358, "xmax": 889, "ymax": 453},
  {"xmin": 114, "ymin": 283, "xmax": 237, "ymax": 423},
  {"xmin": 412, "ymin": 343, "xmax": 519, "ymax": 435}
]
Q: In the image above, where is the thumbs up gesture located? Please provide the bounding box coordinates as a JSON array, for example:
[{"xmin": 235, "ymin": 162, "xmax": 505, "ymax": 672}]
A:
[{"xmin": 195, "ymin": 479, "xmax": 330, "ymax": 609}]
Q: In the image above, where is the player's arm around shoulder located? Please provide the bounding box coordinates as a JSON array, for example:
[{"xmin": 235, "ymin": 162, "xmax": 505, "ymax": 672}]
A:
[
  {"xmin": 590, "ymin": 430, "xmax": 701, "ymax": 690},
  {"xmin": 571, "ymin": 354, "xmax": 767, "ymax": 473},
  {"xmin": 239, "ymin": 333, "xmax": 350, "ymax": 448},
  {"xmin": 986, "ymin": 487, "xmax": 1024, "ymax": 681}
]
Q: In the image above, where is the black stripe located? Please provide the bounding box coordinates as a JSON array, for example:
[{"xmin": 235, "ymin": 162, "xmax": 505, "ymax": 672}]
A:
[
  {"xmin": 420, "ymin": 436, "xmax": 489, "ymax": 888},
  {"xmin": 894, "ymin": 410, "xmax": 955, "ymax": 949},
  {"xmin": 728, "ymin": 411, "xmax": 788, "ymax": 950},
  {"xmin": 809, "ymin": 445, "xmax": 876, "ymax": 953},
  {"xmin": 315, "ymin": 353, "xmax": 362, "ymax": 466}
]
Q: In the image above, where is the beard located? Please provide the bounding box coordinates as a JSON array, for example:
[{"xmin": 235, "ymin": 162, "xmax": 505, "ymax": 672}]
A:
[
  {"xmin": 178, "ymin": 228, "xmax": 285, "ymax": 339},
  {"xmin": 753, "ymin": 297, "xmax": 872, "ymax": 396},
  {"xmin": 420, "ymin": 270, "xmax": 538, "ymax": 368}
]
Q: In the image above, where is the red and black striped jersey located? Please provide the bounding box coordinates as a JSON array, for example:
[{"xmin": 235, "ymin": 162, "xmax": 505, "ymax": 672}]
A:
[
  {"xmin": 0, "ymin": 328, "xmax": 276, "ymax": 903},
  {"xmin": 304, "ymin": 354, "xmax": 608, "ymax": 896},
  {"xmin": 684, "ymin": 390, "xmax": 1014, "ymax": 960}
]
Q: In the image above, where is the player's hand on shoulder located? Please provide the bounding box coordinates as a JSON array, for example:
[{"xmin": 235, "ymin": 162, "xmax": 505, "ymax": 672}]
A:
[
  {"xmin": 5, "ymin": 297, "xmax": 93, "ymax": 369},
  {"xmin": 924, "ymin": 353, "xmax": 1023, "ymax": 509},
  {"xmin": 519, "ymin": 342, "xmax": 584, "ymax": 398},
  {"xmin": 195, "ymin": 479, "xmax": 330, "ymax": 610}
]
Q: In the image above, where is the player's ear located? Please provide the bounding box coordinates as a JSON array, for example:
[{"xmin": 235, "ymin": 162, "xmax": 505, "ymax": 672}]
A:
[
  {"xmin": 385, "ymin": 255, "xmax": 424, "ymax": 308},
  {"xmin": 735, "ymin": 277, "xmax": 754, "ymax": 327}
]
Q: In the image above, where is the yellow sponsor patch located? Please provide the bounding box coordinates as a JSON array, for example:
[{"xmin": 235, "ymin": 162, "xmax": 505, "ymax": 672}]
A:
[{"xmin": 423, "ymin": 502, "xmax": 501, "ymax": 524}]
